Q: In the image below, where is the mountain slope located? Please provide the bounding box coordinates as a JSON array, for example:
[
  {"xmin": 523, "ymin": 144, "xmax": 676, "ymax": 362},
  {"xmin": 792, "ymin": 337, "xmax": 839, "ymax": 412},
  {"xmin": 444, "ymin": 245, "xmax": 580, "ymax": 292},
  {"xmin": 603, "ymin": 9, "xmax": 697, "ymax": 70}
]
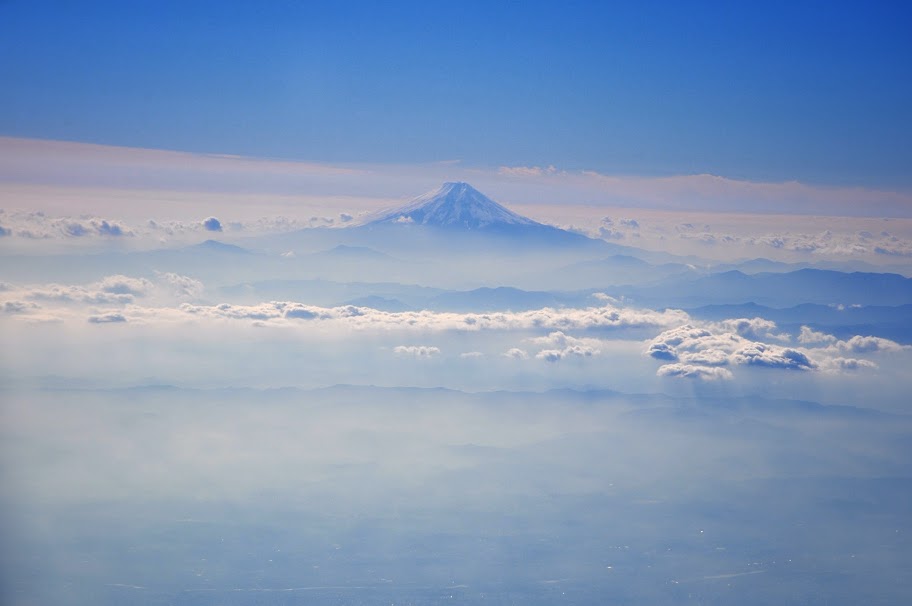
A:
[
  {"xmin": 352, "ymin": 181, "xmax": 620, "ymax": 255},
  {"xmin": 366, "ymin": 182, "xmax": 540, "ymax": 229}
]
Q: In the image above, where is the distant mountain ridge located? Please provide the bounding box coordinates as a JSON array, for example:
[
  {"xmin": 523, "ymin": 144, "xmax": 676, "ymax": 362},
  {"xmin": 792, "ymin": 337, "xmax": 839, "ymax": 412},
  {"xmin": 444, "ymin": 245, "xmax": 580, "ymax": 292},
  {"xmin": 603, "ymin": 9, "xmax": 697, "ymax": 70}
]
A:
[{"xmin": 622, "ymin": 268, "xmax": 912, "ymax": 307}]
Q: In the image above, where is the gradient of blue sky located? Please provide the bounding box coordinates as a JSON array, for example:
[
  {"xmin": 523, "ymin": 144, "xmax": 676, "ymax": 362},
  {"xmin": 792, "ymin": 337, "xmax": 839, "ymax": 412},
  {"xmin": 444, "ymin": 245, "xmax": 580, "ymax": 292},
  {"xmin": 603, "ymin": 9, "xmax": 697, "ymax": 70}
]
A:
[{"xmin": 1, "ymin": 0, "xmax": 910, "ymax": 187}]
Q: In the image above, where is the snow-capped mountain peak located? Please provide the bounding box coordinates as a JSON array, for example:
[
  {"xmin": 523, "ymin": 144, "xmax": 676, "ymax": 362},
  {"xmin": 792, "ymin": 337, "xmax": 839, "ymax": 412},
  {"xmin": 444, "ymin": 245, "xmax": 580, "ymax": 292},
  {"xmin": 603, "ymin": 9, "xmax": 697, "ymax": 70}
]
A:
[{"xmin": 366, "ymin": 182, "xmax": 541, "ymax": 229}]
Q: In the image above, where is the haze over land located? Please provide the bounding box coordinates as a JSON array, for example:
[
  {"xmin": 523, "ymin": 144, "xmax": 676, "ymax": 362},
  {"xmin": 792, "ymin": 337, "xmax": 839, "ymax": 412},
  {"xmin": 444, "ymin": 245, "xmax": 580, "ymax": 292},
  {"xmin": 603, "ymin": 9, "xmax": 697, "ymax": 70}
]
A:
[{"xmin": 1, "ymin": 2, "xmax": 911, "ymax": 605}]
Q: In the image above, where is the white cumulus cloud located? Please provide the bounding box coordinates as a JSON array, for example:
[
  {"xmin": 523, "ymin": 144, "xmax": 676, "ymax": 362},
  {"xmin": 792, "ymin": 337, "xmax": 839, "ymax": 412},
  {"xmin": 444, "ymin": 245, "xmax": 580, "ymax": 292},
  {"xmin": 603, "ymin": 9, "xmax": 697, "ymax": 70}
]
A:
[
  {"xmin": 393, "ymin": 345, "xmax": 440, "ymax": 357},
  {"xmin": 656, "ymin": 363, "xmax": 734, "ymax": 381}
]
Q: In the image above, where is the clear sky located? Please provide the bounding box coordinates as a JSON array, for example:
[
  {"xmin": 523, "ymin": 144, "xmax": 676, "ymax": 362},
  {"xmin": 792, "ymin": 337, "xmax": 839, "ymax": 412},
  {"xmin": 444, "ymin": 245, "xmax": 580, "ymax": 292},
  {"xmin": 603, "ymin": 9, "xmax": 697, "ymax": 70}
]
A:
[{"xmin": 1, "ymin": 0, "xmax": 910, "ymax": 187}]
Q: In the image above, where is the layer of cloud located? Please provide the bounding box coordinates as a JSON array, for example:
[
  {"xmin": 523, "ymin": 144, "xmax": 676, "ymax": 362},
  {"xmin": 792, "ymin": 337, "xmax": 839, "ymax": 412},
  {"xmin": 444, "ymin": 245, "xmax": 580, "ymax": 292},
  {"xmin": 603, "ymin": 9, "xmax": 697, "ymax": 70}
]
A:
[
  {"xmin": 656, "ymin": 363, "xmax": 734, "ymax": 381},
  {"xmin": 3, "ymin": 274, "xmax": 906, "ymax": 391},
  {"xmin": 0, "ymin": 212, "xmax": 135, "ymax": 240},
  {"xmin": 527, "ymin": 331, "xmax": 602, "ymax": 362},
  {"xmin": 798, "ymin": 326, "xmax": 838, "ymax": 345},
  {"xmin": 0, "ymin": 209, "xmax": 357, "ymax": 246},
  {"xmin": 94, "ymin": 275, "xmax": 154, "ymax": 297},
  {"xmin": 557, "ymin": 214, "xmax": 912, "ymax": 263},
  {"xmin": 647, "ymin": 322, "xmax": 801, "ymax": 380},
  {"xmin": 172, "ymin": 301, "xmax": 688, "ymax": 334},
  {"xmin": 497, "ymin": 164, "xmax": 912, "ymax": 218},
  {"xmin": 828, "ymin": 335, "xmax": 907, "ymax": 354},
  {"xmin": 503, "ymin": 348, "xmax": 529, "ymax": 360},
  {"xmin": 0, "ymin": 273, "xmax": 204, "ymax": 310},
  {"xmin": 729, "ymin": 342, "xmax": 815, "ymax": 370},
  {"xmin": 820, "ymin": 357, "xmax": 878, "ymax": 373},
  {"xmin": 647, "ymin": 318, "xmax": 905, "ymax": 381},
  {"xmin": 155, "ymin": 272, "xmax": 205, "ymax": 299},
  {"xmin": 650, "ymin": 322, "xmax": 817, "ymax": 372},
  {"xmin": 709, "ymin": 317, "xmax": 790, "ymax": 342},
  {"xmin": 393, "ymin": 345, "xmax": 440, "ymax": 357},
  {"xmin": 5, "ymin": 136, "xmax": 912, "ymax": 219}
]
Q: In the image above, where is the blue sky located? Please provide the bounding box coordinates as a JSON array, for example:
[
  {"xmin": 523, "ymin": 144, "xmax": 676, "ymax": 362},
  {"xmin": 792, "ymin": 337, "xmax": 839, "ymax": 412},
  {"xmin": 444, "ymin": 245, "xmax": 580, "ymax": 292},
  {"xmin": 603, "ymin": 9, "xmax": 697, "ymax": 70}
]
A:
[{"xmin": 1, "ymin": 0, "xmax": 910, "ymax": 187}]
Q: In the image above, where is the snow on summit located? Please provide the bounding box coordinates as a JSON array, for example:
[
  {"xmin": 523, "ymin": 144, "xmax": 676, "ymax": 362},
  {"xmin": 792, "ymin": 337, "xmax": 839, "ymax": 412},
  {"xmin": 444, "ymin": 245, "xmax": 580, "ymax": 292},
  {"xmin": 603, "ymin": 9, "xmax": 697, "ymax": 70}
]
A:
[{"xmin": 367, "ymin": 182, "xmax": 541, "ymax": 229}]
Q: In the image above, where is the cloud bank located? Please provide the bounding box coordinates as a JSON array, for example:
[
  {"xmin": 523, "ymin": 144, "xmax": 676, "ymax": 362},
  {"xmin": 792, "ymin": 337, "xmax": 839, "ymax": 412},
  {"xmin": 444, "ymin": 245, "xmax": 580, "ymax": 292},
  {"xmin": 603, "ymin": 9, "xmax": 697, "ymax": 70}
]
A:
[{"xmin": 646, "ymin": 320, "xmax": 904, "ymax": 381}]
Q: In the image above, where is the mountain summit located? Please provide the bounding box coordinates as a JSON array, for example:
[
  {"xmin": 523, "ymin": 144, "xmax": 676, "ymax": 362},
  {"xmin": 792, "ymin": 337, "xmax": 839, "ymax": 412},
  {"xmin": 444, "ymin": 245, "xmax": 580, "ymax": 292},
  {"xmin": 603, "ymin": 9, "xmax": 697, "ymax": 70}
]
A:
[
  {"xmin": 349, "ymin": 181, "xmax": 615, "ymax": 252},
  {"xmin": 366, "ymin": 182, "xmax": 541, "ymax": 230}
]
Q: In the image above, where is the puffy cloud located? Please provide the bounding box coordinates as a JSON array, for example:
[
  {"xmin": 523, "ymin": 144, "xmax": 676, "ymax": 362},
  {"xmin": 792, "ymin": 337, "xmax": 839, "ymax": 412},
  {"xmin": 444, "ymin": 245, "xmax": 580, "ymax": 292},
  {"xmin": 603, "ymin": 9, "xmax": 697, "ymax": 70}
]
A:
[
  {"xmin": 285, "ymin": 307, "xmax": 319, "ymax": 319},
  {"xmin": 527, "ymin": 331, "xmax": 590, "ymax": 348},
  {"xmin": 648, "ymin": 319, "xmax": 907, "ymax": 380},
  {"xmin": 657, "ymin": 363, "xmax": 733, "ymax": 381},
  {"xmin": 393, "ymin": 345, "xmax": 440, "ymax": 357},
  {"xmin": 96, "ymin": 220, "xmax": 126, "ymax": 236},
  {"xmin": 202, "ymin": 217, "xmax": 223, "ymax": 232},
  {"xmin": 821, "ymin": 357, "xmax": 878, "ymax": 373},
  {"xmin": 535, "ymin": 345, "xmax": 598, "ymax": 362},
  {"xmin": 596, "ymin": 216, "xmax": 643, "ymax": 241},
  {"xmin": 647, "ymin": 322, "xmax": 817, "ymax": 378},
  {"xmin": 528, "ymin": 331, "xmax": 601, "ymax": 362},
  {"xmin": 710, "ymin": 317, "xmax": 789, "ymax": 342},
  {"xmin": 591, "ymin": 293, "xmax": 622, "ymax": 305},
  {"xmin": 646, "ymin": 325, "xmax": 715, "ymax": 361},
  {"xmin": 798, "ymin": 326, "xmax": 837, "ymax": 345},
  {"xmin": 830, "ymin": 335, "xmax": 907, "ymax": 354},
  {"xmin": 729, "ymin": 343, "xmax": 816, "ymax": 370},
  {"xmin": 503, "ymin": 348, "xmax": 529, "ymax": 360},
  {"xmin": 599, "ymin": 226, "xmax": 626, "ymax": 240},
  {"xmin": 94, "ymin": 275, "xmax": 154, "ymax": 297},
  {"xmin": 459, "ymin": 351, "xmax": 484, "ymax": 359},
  {"xmin": 647, "ymin": 341, "xmax": 678, "ymax": 361},
  {"xmin": 66, "ymin": 219, "xmax": 131, "ymax": 238},
  {"xmin": 0, "ymin": 212, "xmax": 136, "ymax": 240},
  {"xmin": 672, "ymin": 224, "xmax": 741, "ymax": 248},
  {"xmin": 63, "ymin": 222, "xmax": 89, "ymax": 237},
  {"xmin": 183, "ymin": 301, "xmax": 287, "ymax": 321},
  {"xmin": 677, "ymin": 348, "xmax": 731, "ymax": 366},
  {"xmin": 746, "ymin": 230, "xmax": 901, "ymax": 257},
  {"xmin": 155, "ymin": 272, "xmax": 204, "ymax": 299}
]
